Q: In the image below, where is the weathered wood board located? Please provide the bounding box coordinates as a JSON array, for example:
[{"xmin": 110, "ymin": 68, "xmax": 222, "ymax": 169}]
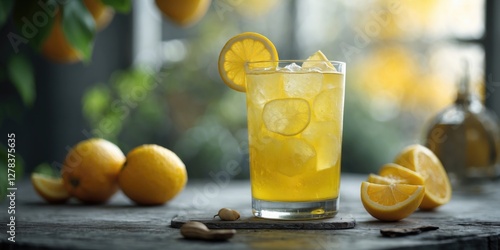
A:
[
  {"xmin": 1, "ymin": 175, "xmax": 499, "ymax": 250},
  {"xmin": 171, "ymin": 212, "xmax": 356, "ymax": 230}
]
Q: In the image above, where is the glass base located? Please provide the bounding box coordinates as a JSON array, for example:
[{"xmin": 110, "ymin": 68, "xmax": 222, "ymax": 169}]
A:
[{"xmin": 252, "ymin": 197, "xmax": 339, "ymax": 220}]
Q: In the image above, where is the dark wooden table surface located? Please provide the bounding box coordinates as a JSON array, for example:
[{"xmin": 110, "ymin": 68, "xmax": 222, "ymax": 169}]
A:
[{"xmin": 1, "ymin": 174, "xmax": 500, "ymax": 250}]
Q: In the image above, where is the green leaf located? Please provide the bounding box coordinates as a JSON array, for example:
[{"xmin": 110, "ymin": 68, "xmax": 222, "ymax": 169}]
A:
[
  {"xmin": 7, "ymin": 55, "xmax": 35, "ymax": 106},
  {"xmin": 0, "ymin": 162, "xmax": 6, "ymax": 202},
  {"xmin": 15, "ymin": 153, "xmax": 25, "ymax": 181},
  {"xmin": 82, "ymin": 84, "xmax": 111, "ymax": 124},
  {"xmin": 0, "ymin": 143, "xmax": 24, "ymax": 203},
  {"xmin": 0, "ymin": 68, "xmax": 6, "ymax": 82},
  {"xmin": 0, "ymin": 0, "xmax": 13, "ymax": 27},
  {"xmin": 33, "ymin": 163, "xmax": 59, "ymax": 177},
  {"xmin": 102, "ymin": 112, "xmax": 123, "ymax": 139},
  {"xmin": 62, "ymin": 0, "xmax": 96, "ymax": 62},
  {"xmin": 102, "ymin": 0, "xmax": 132, "ymax": 13},
  {"xmin": 12, "ymin": 0, "xmax": 57, "ymax": 50}
]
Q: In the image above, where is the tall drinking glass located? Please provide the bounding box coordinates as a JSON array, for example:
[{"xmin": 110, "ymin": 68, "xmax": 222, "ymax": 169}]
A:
[{"xmin": 245, "ymin": 60, "xmax": 346, "ymax": 220}]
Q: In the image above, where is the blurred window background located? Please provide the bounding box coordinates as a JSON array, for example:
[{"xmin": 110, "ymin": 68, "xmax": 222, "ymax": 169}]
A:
[{"xmin": 0, "ymin": 0, "xmax": 497, "ymax": 180}]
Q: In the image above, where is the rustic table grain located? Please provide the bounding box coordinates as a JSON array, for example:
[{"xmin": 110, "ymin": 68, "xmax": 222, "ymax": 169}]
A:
[{"xmin": 1, "ymin": 174, "xmax": 499, "ymax": 250}]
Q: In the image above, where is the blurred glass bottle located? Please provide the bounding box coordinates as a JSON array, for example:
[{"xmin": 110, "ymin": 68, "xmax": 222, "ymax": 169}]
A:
[{"xmin": 425, "ymin": 63, "xmax": 500, "ymax": 190}]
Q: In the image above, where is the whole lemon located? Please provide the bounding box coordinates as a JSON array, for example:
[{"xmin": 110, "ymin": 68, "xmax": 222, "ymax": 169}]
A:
[
  {"xmin": 155, "ymin": 0, "xmax": 211, "ymax": 27},
  {"xmin": 118, "ymin": 144, "xmax": 187, "ymax": 205},
  {"xmin": 41, "ymin": 14, "xmax": 82, "ymax": 63},
  {"xmin": 41, "ymin": 1, "xmax": 112, "ymax": 63},
  {"xmin": 62, "ymin": 138, "xmax": 125, "ymax": 204},
  {"xmin": 84, "ymin": 0, "xmax": 114, "ymax": 30}
]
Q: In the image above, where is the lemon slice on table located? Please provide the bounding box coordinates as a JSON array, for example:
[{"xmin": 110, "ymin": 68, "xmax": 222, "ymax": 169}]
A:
[
  {"xmin": 360, "ymin": 181, "xmax": 425, "ymax": 221},
  {"xmin": 394, "ymin": 144, "xmax": 452, "ymax": 210},
  {"xmin": 218, "ymin": 32, "xmax": 279, "ymax": 92},
  {"xmin": 31, "ymin": 173, "xmax": 70, "ymax": 204}
]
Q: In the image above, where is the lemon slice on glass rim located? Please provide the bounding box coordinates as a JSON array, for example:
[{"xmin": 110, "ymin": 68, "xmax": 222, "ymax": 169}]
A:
[{"xmin": 218, "ymin": 32, "xmax": 279, "ymax": 92}]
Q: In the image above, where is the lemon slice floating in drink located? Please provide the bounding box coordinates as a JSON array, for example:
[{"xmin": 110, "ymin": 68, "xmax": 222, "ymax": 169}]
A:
[
  {"xmin": 262, "ymin": 98, "xmax": 311, "ymax": 136},
  {"xmin": 218, "ymin": 32, "xmax": 279, "ymax": 92}
]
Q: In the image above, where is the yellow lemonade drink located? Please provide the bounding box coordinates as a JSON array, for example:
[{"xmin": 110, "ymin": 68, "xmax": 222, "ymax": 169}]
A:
[{"xmin": 246, "ymin": 59, "xmax": 345, "ymax": 219}]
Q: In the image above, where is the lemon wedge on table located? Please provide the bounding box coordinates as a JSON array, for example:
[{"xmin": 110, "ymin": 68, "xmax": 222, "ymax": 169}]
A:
[
  {"xmin": 218, "ymin": 32, "xmax": 279, "ymax": 92},
  {"xmin": 31, "ymin": 173, "xmax": 70, "ymax": 204},
  {"xmin": 394, "ymin": 144, "xmax": 452, "ymax": 210},
  {"xmin": 363, "ymin": 163, "xmax": 426, "ymax": 221},
  {"xmin": 361, "ymin": 145, "xmax": 450, "ymax": 221},
  {"xmin": 361, "ymin": 181, "xmax": 425, "ymax": 221}
]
